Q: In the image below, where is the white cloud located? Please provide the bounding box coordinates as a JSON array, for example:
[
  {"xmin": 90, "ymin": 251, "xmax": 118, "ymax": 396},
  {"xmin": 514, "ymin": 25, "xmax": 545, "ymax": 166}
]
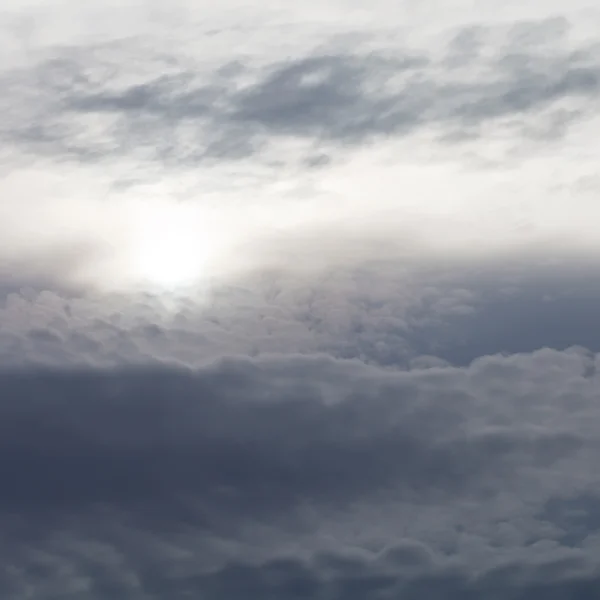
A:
[{"xmin": 1, "ymin": 11, "xmax": 600, "ymax": 292}]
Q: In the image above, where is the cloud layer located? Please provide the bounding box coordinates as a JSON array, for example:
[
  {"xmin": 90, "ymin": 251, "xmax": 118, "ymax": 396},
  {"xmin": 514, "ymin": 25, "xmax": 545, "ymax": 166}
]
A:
[
  {"xmin": 3, "ymin": 0, "xmax": 600, "ymax": 598},
  {"xmin": 1, "ymin": 347, "xmax": 600, "ymax": 597},
  {"xmin": 3, "ymin": 16, "xmax": 600, "ymax": 167}
]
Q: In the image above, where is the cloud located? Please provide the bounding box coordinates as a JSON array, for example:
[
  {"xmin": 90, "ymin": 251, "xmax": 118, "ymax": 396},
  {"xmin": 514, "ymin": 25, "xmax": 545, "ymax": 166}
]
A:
[
  {"xmin": 0, "ymin": 347, "xmax": 596, "ymax": 525},
  {"xmin": 2, "ymin": 17, "xmax": 599, "ymax": 167},
  {"xmin": 1, "ymin": 253, "xmax": 600, "ymax": 369},
  {"xmin": 1, "ymin": 531, "xmax": 599, "ymax": 598},
  {"xmin": 3, "ymin": 2, "xmax": 600, "ymax": 597},
  {"xmin": 225, "ymin": 23, "xmax": 599, "ymax": 146},
  {"xmin": 151, "ymin": 553, "xmax": 599, "ymax": 600},
  {"xmin": 0, "ymin": 347, "xmax": 599, "ymax": 596}
]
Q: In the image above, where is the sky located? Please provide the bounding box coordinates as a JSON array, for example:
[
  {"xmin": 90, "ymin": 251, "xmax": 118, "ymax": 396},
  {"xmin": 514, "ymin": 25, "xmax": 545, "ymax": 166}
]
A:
[{"xmin": 1, "ymin": 0, "xmax": 600, "ymax": 598}]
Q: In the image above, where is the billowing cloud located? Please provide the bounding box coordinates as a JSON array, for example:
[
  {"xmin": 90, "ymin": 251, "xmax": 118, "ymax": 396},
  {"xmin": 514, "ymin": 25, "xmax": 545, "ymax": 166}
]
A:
[
  {"xmin": 0, "ymin": 347, "xmax": 600, "ymax": 596},
  {"xmin": 0, "ymin": 254, "xmax": 599, "ymax": 369},
  {"xmin": 3, "ymin": 0, "xmax": 600, "ymax": 597}
]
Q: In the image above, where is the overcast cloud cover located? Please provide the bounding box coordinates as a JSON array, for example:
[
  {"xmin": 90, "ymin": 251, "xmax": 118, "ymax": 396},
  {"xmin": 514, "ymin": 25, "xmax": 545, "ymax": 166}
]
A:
[{"xmin": 2, "ymin": 0, "xmax": 600, "ymax": 598}]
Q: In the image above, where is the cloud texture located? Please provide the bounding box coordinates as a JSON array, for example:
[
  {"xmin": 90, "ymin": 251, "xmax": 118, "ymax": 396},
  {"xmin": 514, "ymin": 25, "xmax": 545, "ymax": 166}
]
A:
[
  {"xmin": 2, "ymin": 0, "xmax": 600, "ymax": 598},
  {"xmin": 1, "ymin": 348, "xmax": 600, "ymax": 597}
]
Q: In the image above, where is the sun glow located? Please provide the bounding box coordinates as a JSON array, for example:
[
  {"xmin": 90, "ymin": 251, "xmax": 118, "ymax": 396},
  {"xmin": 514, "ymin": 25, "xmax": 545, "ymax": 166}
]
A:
[{"xmin": 127, "ymin": 201, "xmax": 223, "ymax": 290}]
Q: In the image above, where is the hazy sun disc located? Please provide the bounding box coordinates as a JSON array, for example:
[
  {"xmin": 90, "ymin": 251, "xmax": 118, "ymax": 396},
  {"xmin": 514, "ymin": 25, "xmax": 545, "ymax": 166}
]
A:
[{"xmin": 128, "ymin": 202, "xmax": 221, "ymax": 290}]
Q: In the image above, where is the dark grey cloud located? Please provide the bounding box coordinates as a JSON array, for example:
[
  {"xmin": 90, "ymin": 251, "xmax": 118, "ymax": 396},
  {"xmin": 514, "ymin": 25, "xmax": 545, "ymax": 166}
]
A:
[
  {"xmin": 2, "ymin": 17, "xmax": 599, "ymax": 165},
  {"xmin": 0, "ymin": 504, "xmax": 599, "ymax": 598},
  {"xmin": 156, "ymin": 554, "xmax": 600, "ymax": 600},
  {"xmin": 401, "ymin": 259, "xmax": 600, "ymax": 365},
  {"xmin": 0, "ymin": 347, "xmax": 598, "ymax": 596},
  {"xmin": 116, "ymin": 550, "xmax": 599, "ymax": 600},
  {"xmin": 0, "ymin": 357, "xmax": 566, "ymax": 522},
  {"xmin": 541, "ymin": 493, "xmax": 600, "ymax": 547},
  {"xmin": 0, "ymin": 344, "xmax": 597, "ymax": 528}
]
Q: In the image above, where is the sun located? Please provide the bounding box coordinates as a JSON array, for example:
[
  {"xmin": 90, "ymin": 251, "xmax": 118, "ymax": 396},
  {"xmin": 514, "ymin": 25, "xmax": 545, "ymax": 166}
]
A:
[
  {"xmin": 134, "ymin": 223, "xmax": 207, "ymax": 288},
  {"xmin": 127, "ymin": 202, "xmax": 219, "ymax": 290}
]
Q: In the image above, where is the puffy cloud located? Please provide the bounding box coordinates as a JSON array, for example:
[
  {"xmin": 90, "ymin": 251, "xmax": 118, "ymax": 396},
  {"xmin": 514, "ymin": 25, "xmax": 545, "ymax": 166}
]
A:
[
  {"xmin": 0, "ymin": 354, "xmax": 571, "ymax": 517},
  {"xmin": 3, "ymin": 0, "xmax": 600, "ymax": 597},
  {"xmin": 0, "ymin": 347, "xmax": 599, "ymax": 596},
  {"xmin": 1, "ymin": 254, "xmax": 600, "ymax": 369}
]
